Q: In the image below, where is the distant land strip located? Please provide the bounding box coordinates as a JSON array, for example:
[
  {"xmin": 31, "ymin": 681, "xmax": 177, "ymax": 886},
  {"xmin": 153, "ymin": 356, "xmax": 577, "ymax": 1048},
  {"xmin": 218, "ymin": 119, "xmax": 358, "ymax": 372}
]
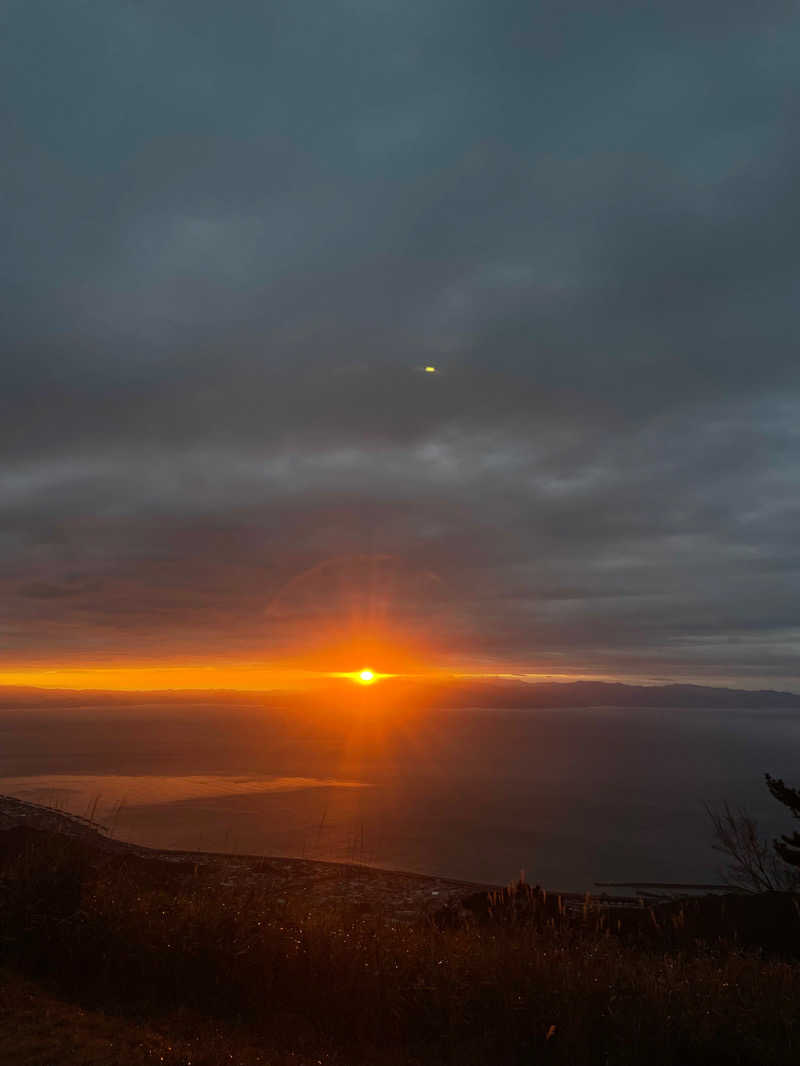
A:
[{"xmin": 0, "ymin": 679, "xmax": 798, "ymax": 709}]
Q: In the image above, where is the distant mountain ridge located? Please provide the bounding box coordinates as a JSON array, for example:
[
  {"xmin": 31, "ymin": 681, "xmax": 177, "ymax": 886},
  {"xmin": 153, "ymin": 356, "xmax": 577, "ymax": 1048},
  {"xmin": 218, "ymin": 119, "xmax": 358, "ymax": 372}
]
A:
[
  {"xmin": 0, "ymin": 679, "xmax": 798, "ymax": 709},
  {"xmin": 428, "ymin": 680, "xmax": 800, "ymax": 710}
]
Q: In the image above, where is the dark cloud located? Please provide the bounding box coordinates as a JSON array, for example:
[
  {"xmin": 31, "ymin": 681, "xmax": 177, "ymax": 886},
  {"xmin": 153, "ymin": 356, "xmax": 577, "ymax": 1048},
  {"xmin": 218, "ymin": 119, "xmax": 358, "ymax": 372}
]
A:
[
  {"xmin": 17, "ymin": 581, "xmax": 81, "ymax": 600},
  {"xmin": 1, "ymin": 1, "xmax": 799, "ymax": 686}
]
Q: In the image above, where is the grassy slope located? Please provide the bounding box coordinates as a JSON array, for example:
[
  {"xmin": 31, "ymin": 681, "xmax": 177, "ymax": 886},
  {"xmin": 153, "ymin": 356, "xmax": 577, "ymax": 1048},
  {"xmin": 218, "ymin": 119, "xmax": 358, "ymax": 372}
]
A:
[
  {"xmin": 1, "ymin": 827, "xmax": 799, "ymax": 1066},
  {"xmin": 0, "ymin": 968, "xmax": 319, "ymax": 1066},
  {"xmin": 0, "ymin": 968, "xmax": 233, "ymax": 1066}
]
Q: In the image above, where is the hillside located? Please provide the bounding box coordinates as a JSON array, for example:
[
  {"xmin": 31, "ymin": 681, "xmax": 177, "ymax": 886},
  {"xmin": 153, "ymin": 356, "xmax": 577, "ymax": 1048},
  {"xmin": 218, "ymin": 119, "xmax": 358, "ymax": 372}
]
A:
[{"xmin": 0, "ymin": 798, "xmax": 799, "ymax": 1065}]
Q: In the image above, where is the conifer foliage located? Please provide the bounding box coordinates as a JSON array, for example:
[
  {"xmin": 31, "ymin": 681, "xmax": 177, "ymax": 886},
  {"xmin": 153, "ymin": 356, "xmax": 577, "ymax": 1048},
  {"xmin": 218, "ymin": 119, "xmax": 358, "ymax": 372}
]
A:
[{"xmin": 766, "ymin": 773, "xmax": 800, "ymax": 868}]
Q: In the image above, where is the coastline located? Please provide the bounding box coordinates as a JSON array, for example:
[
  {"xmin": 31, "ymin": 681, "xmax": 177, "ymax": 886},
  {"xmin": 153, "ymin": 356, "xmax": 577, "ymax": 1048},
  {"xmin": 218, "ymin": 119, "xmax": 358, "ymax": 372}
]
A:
[
  {"xmin": 0, "ymin": 792, "xmax": 643, "ymax": 919},
  {"xmin": 0, "ymin": 792, "xmax": 498, "ymax": 921}
]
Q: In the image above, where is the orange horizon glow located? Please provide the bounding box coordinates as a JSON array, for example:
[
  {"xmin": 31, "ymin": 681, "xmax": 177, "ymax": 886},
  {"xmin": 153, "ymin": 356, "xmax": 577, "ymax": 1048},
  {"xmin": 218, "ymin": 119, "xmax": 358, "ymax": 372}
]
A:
[
  {"xmin": 0, "ymin": 662, "xmax": 420, "ymax": 692},
  {"xmin": 0, "ymin": 629, "xmax": 439, "ymax": 692},
  {"xmin": 0, "ymin": 661, "xmax": 626, "ymax": 692}
]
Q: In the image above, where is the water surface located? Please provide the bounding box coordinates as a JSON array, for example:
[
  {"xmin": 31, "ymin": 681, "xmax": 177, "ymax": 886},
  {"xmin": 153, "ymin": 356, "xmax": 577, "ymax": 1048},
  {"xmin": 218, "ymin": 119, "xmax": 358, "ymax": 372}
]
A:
[{"xmin": 1, "ymin": 701, "xmax": 798, "ymax": 890}]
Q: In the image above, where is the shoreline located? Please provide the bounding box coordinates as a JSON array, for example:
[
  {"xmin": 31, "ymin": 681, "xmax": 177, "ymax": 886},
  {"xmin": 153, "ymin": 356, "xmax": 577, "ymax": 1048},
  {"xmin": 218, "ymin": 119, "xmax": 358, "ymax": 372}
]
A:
[{"xmin": 0, "ymin": 792, "xmax": 647, "ymax": 917}]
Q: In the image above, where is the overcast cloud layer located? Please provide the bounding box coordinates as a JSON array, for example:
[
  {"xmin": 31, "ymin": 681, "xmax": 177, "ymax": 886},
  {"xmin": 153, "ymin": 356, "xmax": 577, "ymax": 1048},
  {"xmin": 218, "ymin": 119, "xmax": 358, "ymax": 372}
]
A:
[{"xmin": 2, "ymin": 1, "xmax": 799, "ymax": 686}]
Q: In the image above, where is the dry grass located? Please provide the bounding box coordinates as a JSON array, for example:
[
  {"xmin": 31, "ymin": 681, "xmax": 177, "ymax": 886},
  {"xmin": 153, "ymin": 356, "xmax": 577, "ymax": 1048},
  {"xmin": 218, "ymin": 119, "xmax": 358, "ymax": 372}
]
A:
[
  {"xmin": 1, "ymin": 829, "xmax": 799, "ymax": 1065},
  {"xmin": 0, "ymin": 967, "xmax": 320, "ymax": 1066}
]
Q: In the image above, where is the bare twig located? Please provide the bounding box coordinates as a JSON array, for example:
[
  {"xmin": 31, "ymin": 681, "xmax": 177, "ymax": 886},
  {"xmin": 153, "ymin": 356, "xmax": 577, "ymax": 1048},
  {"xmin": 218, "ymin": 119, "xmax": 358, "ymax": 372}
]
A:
[{"xmin": 706, "ymin": 801, "xmax": 798, "ymax": 893}]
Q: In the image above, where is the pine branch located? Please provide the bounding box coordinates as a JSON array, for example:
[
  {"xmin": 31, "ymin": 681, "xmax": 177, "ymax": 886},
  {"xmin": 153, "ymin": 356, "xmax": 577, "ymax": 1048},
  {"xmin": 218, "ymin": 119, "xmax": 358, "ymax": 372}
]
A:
[{"xmin": 765, "ymin": 774, "xmax": 800, "ymax": 819}]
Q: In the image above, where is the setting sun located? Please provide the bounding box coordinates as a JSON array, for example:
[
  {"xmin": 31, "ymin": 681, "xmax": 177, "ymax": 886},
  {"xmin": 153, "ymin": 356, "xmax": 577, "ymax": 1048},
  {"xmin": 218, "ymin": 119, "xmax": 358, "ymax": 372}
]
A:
[{"xmin": 358, "ymin": 669, "xmax": 375, "ymax": 684}]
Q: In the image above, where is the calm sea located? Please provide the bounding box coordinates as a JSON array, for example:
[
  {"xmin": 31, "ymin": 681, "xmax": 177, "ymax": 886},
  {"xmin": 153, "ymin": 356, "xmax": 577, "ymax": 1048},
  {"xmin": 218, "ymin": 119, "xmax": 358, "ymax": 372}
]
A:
[{"xmin": 1, "ymin": 702, "xmax": 798, "ymax": 892}]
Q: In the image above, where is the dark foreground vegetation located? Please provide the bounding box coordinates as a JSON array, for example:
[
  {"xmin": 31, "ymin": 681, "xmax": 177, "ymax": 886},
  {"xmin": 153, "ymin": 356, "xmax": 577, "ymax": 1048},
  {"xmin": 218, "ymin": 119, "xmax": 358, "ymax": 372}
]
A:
[{"xmin": 1, "ymin": 828, "xmax": 799, "ymax": 1065}]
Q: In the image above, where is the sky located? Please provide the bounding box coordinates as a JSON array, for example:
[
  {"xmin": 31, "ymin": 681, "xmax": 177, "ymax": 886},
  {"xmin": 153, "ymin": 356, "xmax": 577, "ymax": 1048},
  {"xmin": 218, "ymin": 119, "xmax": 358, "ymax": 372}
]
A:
[{"xmin": 1, "ymin": 1, "xmax": 799, "ymax": 690}]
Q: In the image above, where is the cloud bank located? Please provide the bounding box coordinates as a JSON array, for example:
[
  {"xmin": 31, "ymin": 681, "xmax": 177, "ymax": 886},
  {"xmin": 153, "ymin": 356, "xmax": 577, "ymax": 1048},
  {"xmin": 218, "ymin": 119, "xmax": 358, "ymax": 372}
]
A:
[{"xmin": 2, "ymin": 1, "xmax": 799, "ymax": 686}]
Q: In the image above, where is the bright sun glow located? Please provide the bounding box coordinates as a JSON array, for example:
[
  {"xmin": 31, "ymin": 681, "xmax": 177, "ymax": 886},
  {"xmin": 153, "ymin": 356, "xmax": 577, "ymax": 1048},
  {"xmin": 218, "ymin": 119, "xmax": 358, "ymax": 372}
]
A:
[{"xmin": 358, "ymin": 669, "xmax": 375, "ymax": 684}]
